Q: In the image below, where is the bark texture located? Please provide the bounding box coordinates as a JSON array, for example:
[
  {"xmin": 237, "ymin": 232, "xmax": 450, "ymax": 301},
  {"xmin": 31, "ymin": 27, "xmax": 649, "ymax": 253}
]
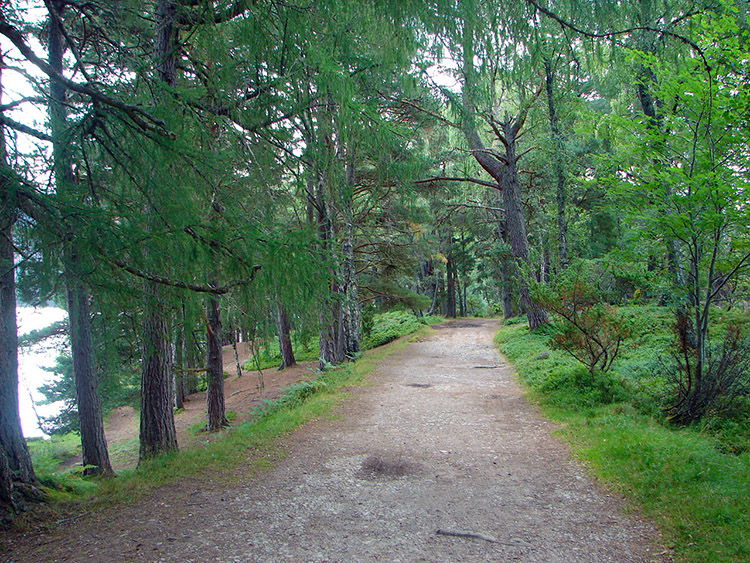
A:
[
  {"xmin": 139, "ymin": 0, "xmax": 180, "ymax": 460},
  {"xmin": 0, "ymin": 59, "xmax": 37, "ymax": 521},
  {"xmin": 460, "ymin": 21, "xmax": 547, "ymax": 330},
  {"xmin": 66, "ymin": 281, "xmax": 112, "ymax": 475},
  {"xmin": 139, "ymin": 287, "xmax": 178, "ymax": 460},
  {"xmin": 341, "ymin": 173, "xmax": 361, "ymax": 360},
  {"xmin": 205, "ymin": 292, "xmax": 227, "ymax": 432},
  {"xmin": 275, "ymin": 300, "xmax": 296, "ymax": 369}
]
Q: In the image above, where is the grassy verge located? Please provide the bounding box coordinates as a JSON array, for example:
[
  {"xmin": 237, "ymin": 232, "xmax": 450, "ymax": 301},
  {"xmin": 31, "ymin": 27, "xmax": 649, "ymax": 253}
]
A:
[
  {"xmin": 496, "ymin": 319, "xmax": 750, "ymax": 563},
  {"xmin": 244, "ymin": 310, "xmax": 442, "ymax": 371},
  {"xmin": 19, "ymin": 323, "xmax": 436, "ymax": 529}
]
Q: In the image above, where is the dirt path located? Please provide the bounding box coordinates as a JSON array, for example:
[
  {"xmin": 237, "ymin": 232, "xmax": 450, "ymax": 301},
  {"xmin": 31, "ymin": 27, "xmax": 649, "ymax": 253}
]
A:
[{"xmin": 4, "ymin": 320, "xmax": 668, "ymax": 562}]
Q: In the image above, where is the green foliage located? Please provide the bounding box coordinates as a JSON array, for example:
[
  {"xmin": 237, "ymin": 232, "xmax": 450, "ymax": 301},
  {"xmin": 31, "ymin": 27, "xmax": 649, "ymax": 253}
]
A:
[
  {"xmin": 243, "ymin": 335, "xmax": 319, "ymax": 371},
  {"xmin": 362, "ymin": 310, "xmax": 441, "ymax": 350},
  {"xmin": 532, "ymin": 261, "xmax": 631, "ymax": 374},
  {"xmin": 26, "ymin": 433, "xmax": 81, "ymax": 475},
  {"xmin": 496, "ymin": 306, "xmax": 750, "ymax": 563},
  {"xmin": 36, "ymin": 354, "xmax": 140, "ymax": 435}
]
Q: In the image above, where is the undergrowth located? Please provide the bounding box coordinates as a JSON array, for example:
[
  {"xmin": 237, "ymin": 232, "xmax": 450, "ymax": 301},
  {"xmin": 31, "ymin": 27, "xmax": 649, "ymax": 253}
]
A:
[{"xmin": 496, "ymin": 306, "xmax": 750, "ymax": 563}]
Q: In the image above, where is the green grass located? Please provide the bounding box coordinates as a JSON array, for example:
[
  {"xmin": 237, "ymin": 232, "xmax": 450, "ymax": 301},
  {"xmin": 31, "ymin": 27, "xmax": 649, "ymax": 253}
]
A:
[
  {"xmin": 496, "ymin": 310, "xmax": 750, "ymax": 563},
  {"xmin": 362, "ymin": 310, "xmax": 442, "ymax": 350},
  {"xmin": 244, "ymin": 310, "xmax": 442, "ymax": 370},
  {"xmin": 19, "ymin": 323, "xmax": 436, "ymax": 528}
]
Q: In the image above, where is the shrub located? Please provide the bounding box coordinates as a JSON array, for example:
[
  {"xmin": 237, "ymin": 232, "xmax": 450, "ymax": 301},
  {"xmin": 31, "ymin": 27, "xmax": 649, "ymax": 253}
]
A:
[
  {"xmin": 533, "ymin": 261, "xmax": 630, "ymax": 374},
  {"xmin": 362, "ymin": 310, "xmax": 440, "ymax": 350},
  {"xmin": 664, "ymin": 322, "xmax": 750, "ymax": 426}
]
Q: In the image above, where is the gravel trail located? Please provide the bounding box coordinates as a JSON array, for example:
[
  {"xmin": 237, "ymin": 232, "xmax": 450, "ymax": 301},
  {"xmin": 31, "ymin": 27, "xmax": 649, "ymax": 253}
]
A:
[{"xmin": 5, "ymin": 319, "xmax": 668, "ymax": 562}]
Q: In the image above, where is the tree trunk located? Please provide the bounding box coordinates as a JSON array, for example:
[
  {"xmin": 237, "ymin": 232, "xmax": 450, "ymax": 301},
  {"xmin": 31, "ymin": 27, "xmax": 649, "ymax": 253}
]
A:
[
  {"xmin": 460, "ymin": 278, "xmax": 468, "ymax": 317},
  {"xmin": 275, "ymin": 300, "xmax": 296, "ymax": 369},
  {"xmin": 0, "ymin": 214, "xmax": 35, "ymax": 486},
  {"xmin": 0, "ymin": 449, "xmax": 14, "ymax": 524},
  {"xmin": 544, "ymin": 59, "xmax": 569, "ymax": 270},
  {"xmin": 0, "ymin": 57, "xmax": 37, "ymax": 520},
  {"xmin": 139, "ymin": 0, "xmax": 180, "ymax": 461},
  {"xmin": 499, "ymin": 263, "xmax": 514, "ymax": 319},
  {"xmin": 205, "ymin": 291, "xmax": 227, "ymax": 432},
  {"xmin": 66, "ymin": 281, "xmax": 113, "ymax": 475},
  {"xmin": 139, "ymin": 284, "xmax": 178, "ymax": 460},
  {"xmin": 48, "ymin": 0, "xmax": 112, "ymax": 476},
  {"xmin": 341, "ymin": 160, "xmax": 361, "ymax": 359},
  {"xmin": 232, "ymin": 338, "xmax": 243, "ymax": 378},
  {"xmin": 460, "ymin": 21, "xmax": 547, "ymax": 330},
  {"xmin": 315, "ymin": 172, "xmax": 345, "ymax": 369},
  {"xmin": 499, "ymin": 122, "xmax": 548, "ymax": 330},
  {"xmin": 446, "ymin": 255, "xmax": 456, "ymax": 318},
  {"xmin": 174, "ymin": 322, "xmax": 185, "ymax": 409}
]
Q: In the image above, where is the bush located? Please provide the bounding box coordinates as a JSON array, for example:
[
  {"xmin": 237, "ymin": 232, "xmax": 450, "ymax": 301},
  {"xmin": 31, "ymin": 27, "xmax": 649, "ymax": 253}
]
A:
[
  {"xmin": 533, "ymin": 261, "xmax": 630, "ymax": 374},
  {"xmin": 362, "ymin": 310, "xmax": 440, "ymax": 350},
  {"xmin": 664, "ymin": 323, "xmax": 750, "ymax": 426}
]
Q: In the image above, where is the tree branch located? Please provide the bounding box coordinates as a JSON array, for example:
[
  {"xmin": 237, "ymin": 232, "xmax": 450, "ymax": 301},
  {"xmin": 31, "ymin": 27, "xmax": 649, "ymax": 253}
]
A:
[{"xmin": 415, "ymin": 176, "xmax": 502, "ymax": 190}]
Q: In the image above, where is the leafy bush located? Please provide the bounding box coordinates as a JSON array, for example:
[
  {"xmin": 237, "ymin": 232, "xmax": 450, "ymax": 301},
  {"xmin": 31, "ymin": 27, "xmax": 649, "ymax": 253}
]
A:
[
  {"xmin": 362, "ymin": 310, "xmax": 440, "ymax": 350},
  {"xmin": 533, "ymin": 261, "xmax": 630, "ymax": 374}
]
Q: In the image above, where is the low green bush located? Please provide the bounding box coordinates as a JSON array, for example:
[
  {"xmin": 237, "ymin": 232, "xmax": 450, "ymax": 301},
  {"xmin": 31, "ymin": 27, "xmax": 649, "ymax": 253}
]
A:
[{"xmin": 363, "ymin": 310, "xmax": 441, "ymax": 350}]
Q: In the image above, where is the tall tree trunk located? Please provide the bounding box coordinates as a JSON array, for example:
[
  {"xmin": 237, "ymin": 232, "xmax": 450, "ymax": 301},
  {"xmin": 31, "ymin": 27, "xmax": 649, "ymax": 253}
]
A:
[
  {"xmin": 275, "ymin": 300, "xmax": 296, "ymax": 369},
  {"xmin": 0, "ymin": 206, "xmax": 35, "ymax": 487},
  {"xmin": 499, "ymin": 121, "xmax": 548, "ymax": 329},
  {"xmin": 66, "ymin": 281, "xmax": 112, "ymax": 475},
  {"xmin": 446, "ymin": 255, "xmax": 456, "ymax": 318},
  {"xmin": 174, "ymin": 321, "xmax": 185, "ymax": 409},
  {"xmin": 139, "ymin": 287, "xmax": 177, "ymax": 459},
  {"xmin": 460, "ymin": 21, "xmax": 547, "ymax": 330},
  {"xmin": 139, "ymin": 0, "xmax": 180, "ymax": 461},
  {"xmin": 341, "ymin": 160, "xmax": 361, "ymax": 359},
  {"xmin": 205, "ymin": 289, "xmax": 227, "ymax": 432},
  {"xmin": 315, "ymin": 172, "xmax": 345, "ymax": 369},
  {"xmin": 544, "ymin": 58, "xmax": 569, "ymax": 270},
  {"xmin": 0, "ymin": 88, "xmax": 37, "ymax": 514},
  {"xmin": 47, "ymin": 2, "xmax": 112, "ymax": 475}
]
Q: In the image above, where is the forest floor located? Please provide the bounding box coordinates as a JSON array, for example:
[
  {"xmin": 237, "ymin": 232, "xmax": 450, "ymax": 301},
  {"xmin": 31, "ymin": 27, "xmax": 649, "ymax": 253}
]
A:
[
  {"xmin": 65, "ymin": 342, "xmax": 318, "ymax": 472},
  {"xmin": 4, "ymin": 319, "xmax": 670, "ymax": 562}
]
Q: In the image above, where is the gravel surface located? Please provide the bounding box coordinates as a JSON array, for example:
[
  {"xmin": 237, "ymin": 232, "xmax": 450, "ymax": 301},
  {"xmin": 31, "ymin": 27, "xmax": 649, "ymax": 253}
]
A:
[{"xmin": 4, "ymin": 319, "xmax": 669, "ymax": 562}]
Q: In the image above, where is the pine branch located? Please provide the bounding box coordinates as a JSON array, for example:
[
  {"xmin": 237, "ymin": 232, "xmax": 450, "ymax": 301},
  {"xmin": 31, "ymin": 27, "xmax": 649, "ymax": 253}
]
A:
[
  {"xmin": 524, "ymin": 0, "xmax": 709, "ymax": 70},
  {"xmin": 0, "ymin": 14, "xmax": 172, "ymax": 137},
  {"xmin": 111, "ymin": 259, "xmax": 261, "ymax": 295},
  {"xmin": 415, "ymin": 176, "xmax": 501, "ymax": 190},
  {"xmin": 0, "ymin": 115, "xmax": 52, "ymax": 141}
]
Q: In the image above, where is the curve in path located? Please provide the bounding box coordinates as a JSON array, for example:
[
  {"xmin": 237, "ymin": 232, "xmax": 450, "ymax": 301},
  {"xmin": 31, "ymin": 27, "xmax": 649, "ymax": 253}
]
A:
[{"xmin": 7, "ymin": 319, "xmax": 667, "ymax": 562}]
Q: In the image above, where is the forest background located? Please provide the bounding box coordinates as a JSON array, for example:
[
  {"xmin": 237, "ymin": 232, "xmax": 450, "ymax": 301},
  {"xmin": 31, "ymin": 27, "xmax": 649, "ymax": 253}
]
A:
[{"xmin": 0, "ymin": 1, "xmax": 749, "ymax": 559}]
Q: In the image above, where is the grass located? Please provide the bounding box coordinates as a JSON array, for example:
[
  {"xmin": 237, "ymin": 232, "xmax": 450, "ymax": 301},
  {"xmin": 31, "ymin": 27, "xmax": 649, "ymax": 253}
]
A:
[
  {"xmin": 18, "ymin": 322, "xmax": 436, "ymax": 529},
  {"xmin": 495, "ymin": 308, "xmax": 750, "ymax": 563},
  {"xmin": 244, "ymin": 310, "xmax": 442, "ymax": 370}
]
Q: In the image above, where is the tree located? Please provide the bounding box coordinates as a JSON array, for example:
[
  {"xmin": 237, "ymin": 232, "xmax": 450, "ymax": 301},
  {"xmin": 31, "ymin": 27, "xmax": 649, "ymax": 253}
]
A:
[
  {"xmin": 0, "ymin": 54, "xmax": 37, "ymax": 520},
  {"xmin": 47, "ymin": 0, "xmax": 112, "ymax": 476},
  {"xmin": 456, "ymin": 2, "xmax": 548, "ymax": 328}
]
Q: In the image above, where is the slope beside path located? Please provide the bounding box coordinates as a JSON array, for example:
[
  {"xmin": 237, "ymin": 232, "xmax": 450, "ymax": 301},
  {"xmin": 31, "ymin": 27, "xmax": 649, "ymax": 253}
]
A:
[{"xmin": 5, "ymin": 319, "xmax": 668, "ymax": 562}]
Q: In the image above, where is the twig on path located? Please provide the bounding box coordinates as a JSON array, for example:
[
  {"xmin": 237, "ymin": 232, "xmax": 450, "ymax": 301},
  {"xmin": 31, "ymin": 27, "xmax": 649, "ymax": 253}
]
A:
[{"xmin": 436, "ymin": 529, "xmax": 500, "ymax": 544}]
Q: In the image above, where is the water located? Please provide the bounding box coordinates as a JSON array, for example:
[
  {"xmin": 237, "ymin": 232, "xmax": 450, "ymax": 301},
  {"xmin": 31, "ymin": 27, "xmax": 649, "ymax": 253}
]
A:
[{"xmin": 16, "ymin": 305, "xmax": 68, "ymax": 438}]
